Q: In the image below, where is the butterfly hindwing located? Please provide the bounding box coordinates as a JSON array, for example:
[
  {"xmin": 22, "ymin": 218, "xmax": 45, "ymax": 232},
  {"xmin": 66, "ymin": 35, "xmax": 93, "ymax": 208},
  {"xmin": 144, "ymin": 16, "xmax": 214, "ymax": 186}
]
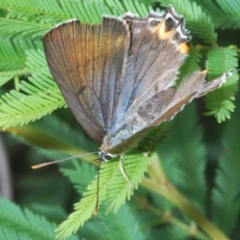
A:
[{"xmin": 137, "ymin": 70, "xmax": 231, "ymax": 128}]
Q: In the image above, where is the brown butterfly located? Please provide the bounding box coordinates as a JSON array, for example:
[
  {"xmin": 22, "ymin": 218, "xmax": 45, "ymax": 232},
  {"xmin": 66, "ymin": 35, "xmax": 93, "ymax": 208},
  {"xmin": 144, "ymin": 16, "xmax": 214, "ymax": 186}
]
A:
[{"xmin": 42, "ymin": 6, "xmax": 231, "ymax": 189}]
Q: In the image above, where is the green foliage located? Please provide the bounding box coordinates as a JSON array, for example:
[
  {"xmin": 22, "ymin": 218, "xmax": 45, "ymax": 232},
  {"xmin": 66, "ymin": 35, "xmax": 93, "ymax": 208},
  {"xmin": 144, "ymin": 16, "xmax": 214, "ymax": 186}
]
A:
[
  {"xmin": 0, "ymin": 197, "xmax": 67, "ymax": 240},
  {"xmin": 56, "ymin": 151, "xmax": 152, "ymax": 239},
  {"xmin": 0, "ymin": 0, "xmax": 240, "ymax": 240},
  {"xmin": 159, "ymin": 103, "xmax": 207, "ymax": 213},
  {"xmin": 211, "ymin": 93, "xmax": 240, "ymax": 234},
  {"xmin": 176, "ymin": 48, "xmax": 202, "ymax": 84},
  {"xmin": 98, "ymin": 204, "xmax": 145, "ymax": 240},
  {"xmin": 0, "ymin": 50, "xmax": 66, "ymax": 129},
  {"xmin": 204, "ymin": 47, "xmax": 238, "ymax": 122},
  {"xmin": 195, "ymin": 0, "xmax": 240, "ymax": 29},
  {"xmin": 0, "ymin": 227, "xmax": 31, "ymax": 240},
  {"xmin": 61, "ymin": 161, "xmax": 97, "ymax": 194}
]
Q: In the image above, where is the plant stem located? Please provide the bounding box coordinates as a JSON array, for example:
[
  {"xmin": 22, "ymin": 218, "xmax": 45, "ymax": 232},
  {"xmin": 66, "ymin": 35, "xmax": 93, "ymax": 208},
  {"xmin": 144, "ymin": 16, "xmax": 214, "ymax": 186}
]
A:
[{"xmin": 141, "ymin": 169, "xmax": 229, "ymax": 240}]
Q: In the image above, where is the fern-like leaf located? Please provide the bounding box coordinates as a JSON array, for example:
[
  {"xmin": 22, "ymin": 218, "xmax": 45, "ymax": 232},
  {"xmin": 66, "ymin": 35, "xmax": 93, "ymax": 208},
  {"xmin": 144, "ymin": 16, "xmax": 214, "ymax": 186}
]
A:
[
  {"xmin": 0, "ymin": 18, "xmax": 50, "ymax": 38},
  {"xmin": 0, "ymin": 0, "xmax": 64, "ymax": 37},
  {"xmin": 0, "ymin": 227, "xmax": 32, "ymax": 240},
  {"xmin": 205, "ymin": 47, "xmax": 238, "ymax": 122},
  {"xmin": 176, "ymin": 48, "xmax": 202, "ymax": 84},
  {"xmin": 99, "ymin": 204, "xmax": 145, "ymax": 240},
  {"xmin": 0, "ymin": 37, "xmax": 41, "ymax": 71},
  {"xmin": 212, "ymin": 0, "xmax": 240, "ymax": 29},
  {"xmin": 0, "ymin": 36, "xmax": 42, "ymax": 88},
  {"xmin": 195, "ymin": 0, "xmax": 240, "ymax": 29},
  {"xmin": 148, "ymin": 225, "xmax": 188, "ymax": 240},
  {"xmin": 60, "ymin": 161, "xmax": 97, "ymax": 194},
  {"xmin": 158, "ymin": 103, "xmax": 207, "ymax": 213},
  {"xmin": 0, "ymin": 197, "xmax": 79, "ymax": 240},
  {"xmin": 0, "ymin": 0, "xmax": 126, "ymax": 38},
  {"xmin": 0, "ymin": 50, "xmax": 67, "ymax": 129},
  {"xmin": 121, "ymin": 0, "xmax": 149, "ymax": 17},
  {"xmin": 56, "ymin": 151, "xmax": 152, "ymax": 239},
  {"xmin": 211, "ymin": 94, "xmax": 240, "ymax": 234}
]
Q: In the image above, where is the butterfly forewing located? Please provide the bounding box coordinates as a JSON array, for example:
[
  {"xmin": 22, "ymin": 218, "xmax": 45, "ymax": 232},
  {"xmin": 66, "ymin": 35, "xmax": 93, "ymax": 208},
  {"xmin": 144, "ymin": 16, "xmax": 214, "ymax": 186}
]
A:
[
  {"xmin": 114, "ymin": 8, "xmax": 189, "ymax": 122},
  {"xmin": 101, "ymin": 8, "xmax": 190, "ymax": 151},
  {"xmin": 44, "ymin": 18, "xmax": 130, "ymax": 142}
]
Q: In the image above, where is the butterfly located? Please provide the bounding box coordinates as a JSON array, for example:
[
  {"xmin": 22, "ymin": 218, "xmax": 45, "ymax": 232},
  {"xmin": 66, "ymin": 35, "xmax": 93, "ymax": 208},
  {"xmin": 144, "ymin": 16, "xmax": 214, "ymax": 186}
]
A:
[{"xmin": 42, "ymin": 6, "xmax": 231, "ymax": 189}]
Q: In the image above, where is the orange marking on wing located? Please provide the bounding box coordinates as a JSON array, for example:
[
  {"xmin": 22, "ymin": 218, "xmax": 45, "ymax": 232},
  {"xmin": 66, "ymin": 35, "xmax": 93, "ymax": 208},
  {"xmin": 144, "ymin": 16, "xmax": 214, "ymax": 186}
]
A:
[
  {"xmin": 177, "ymin": 42, "xmax": 189, "ymax": 54},
  {"xmin": 151, "ymin": 20, "xmax": 174, "ymax": 40},
  {"xmin": 201, "ymin": 69, "xmax": 208, "ymax": 75}
]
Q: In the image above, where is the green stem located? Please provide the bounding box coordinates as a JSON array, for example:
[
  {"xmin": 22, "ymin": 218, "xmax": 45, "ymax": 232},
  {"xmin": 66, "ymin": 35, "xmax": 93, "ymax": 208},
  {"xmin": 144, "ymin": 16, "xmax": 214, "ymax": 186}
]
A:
[
  {"xmin": 138, "ymin": 196, "xmax": 210, "ymax": 240},
  {"xmin": 6, "ymin": 126, "xmax": 98, "ymax": 164},
  {"xmin": 141, "ymin": 177, "xmax": 229, "ymax": 240}
]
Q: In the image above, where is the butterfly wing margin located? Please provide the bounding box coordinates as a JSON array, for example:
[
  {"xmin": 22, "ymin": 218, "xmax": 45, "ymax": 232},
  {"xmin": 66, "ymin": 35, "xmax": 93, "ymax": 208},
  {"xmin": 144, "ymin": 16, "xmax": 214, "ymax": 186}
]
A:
[{"xmin": 43, "ymin": 18, "xmax": 130, "ymax": 142}]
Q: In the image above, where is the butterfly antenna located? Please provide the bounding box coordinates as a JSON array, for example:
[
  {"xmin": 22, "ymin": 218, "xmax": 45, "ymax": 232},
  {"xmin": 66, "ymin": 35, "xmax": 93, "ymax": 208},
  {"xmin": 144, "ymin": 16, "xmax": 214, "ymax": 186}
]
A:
[
  {"xmin": 31, "ymin": 151, "xmax": 99, "ymax": 169},
  {"xmin": 94, "ymin": 160, "xmax": 102, "ymax": 214}
]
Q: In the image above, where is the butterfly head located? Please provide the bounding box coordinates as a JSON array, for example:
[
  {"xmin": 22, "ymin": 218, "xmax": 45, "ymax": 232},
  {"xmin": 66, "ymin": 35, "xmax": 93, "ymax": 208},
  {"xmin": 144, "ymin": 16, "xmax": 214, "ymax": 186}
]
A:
[{"xmin": 98, "ymin": 150, "xmax": 116, "ymax": 162}]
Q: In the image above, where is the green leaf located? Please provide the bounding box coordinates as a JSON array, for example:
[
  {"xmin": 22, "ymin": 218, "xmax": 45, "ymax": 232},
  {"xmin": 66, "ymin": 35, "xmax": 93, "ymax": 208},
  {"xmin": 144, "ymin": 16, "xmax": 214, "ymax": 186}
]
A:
[
  {"xmin": 0, "ymin": 197, "xmax": 57, "ymax": 240},
  {"xmin": 0, "ymin": 227, "xmax": 31, "ymax": 240},
  {"xmin": 56, "ymin": 150, "xmax": 152, "ymax": 239},
  {"xmin": 0, "ymin": 49, "xmax": 66, "ymax": 129},
  {"xmin": 211, "ymin": 94, "xmax": 240, "ymax": 234},
  {"xmin": 148, "ymin": 225, "xmax": 188, "ymax": 240},
  {"xmin": 158, "ymin": 102, "xmax": 207, "ymax": 213},
  {"xmin": 176, "ymin": 48, "xmax": 202, "ymax": 83},
  {"xmin": 195, "ymin": 0, "xmax": 240, "ymax": 29},
  {"xmin": 205, "ymin": 47, "xmax": 238, "ymax": 122},
  {"xmin": 0, "ymin": 37, "xmax": 41, "ymax": 72},
  {"xmin": 61, "ymin": 161, "xmax": 97, "ymax": 194},
  {"xmin": 99, "ymin": 204, "xmax": 145, "ymax": 240}
]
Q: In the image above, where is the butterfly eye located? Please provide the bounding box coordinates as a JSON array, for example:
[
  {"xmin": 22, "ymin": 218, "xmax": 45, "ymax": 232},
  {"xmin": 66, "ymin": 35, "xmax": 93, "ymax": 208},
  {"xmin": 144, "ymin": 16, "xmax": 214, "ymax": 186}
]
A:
[
  {"xmin": 98, "ymin": 150, "xmax": 113, "ymax": 162},
  {"xmin": 105, "ymin": 154, "xmax": 113, "ymax": 161}
]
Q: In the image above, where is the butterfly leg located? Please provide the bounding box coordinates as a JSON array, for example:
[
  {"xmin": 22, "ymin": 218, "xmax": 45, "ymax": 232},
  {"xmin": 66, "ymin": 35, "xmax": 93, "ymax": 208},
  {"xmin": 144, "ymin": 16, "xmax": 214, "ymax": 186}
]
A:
[{"xmin": 119, "ymin": 155, "xmax": 133, "ymax": 191}]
